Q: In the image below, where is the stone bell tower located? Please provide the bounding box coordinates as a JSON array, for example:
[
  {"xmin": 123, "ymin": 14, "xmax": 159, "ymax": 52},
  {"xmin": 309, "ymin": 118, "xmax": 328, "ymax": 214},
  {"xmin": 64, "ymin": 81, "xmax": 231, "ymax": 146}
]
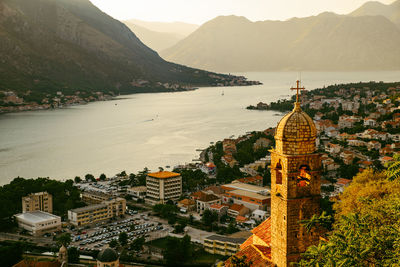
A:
[{"xmin": 270, "ymin": 81, "xmax": 322, "ymax": 266}]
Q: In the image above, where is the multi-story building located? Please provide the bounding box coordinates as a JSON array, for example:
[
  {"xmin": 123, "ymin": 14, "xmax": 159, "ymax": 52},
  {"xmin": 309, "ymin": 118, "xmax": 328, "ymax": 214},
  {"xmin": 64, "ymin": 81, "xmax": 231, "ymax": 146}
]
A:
[
  {"xmin": 204, "ymin": 235, "xmax": 245, "ymax": 256},
  {"xmin": 22, "ymin": 192, "xmax": 53, "ymax": 214},
  {"xmin": 145, "ymin": 171, "xmax": 182, "ymax": 205},
  {"xmin": 15, "ymin": 211, "xmax": 61, "ymax": 236},
  {"xmin": 68, "ymin": 198, "xmax": 126, "ymax": 226},
  {"xmin": 194, "ymin": 191, "xmax": 221, "ymax": 214},
  {"xmin": 127, "ymin": 186, "xmax": 147, "ymax": 200},
  {"xmin": 81, "ymin": 191, "xmax": 113, "ymax": 204}
]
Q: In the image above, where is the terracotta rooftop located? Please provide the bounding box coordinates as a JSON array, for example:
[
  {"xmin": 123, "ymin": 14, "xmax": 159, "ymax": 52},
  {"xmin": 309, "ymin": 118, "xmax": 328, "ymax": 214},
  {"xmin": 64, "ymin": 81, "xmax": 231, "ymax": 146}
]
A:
[
  {"xmin": 147, "ymin": 171, "xmax": 180, "ymax": 179},
  {"xmin": 236, "ymin": 215, "xmax": 248, "ymax": 223},
  {"xmin": 229, "ymin": 203, "xmax": 245, "ymax": 212},
  {"xmin": 197, "ymin": 192, "xmax": 220, "ymax": 202},
  {"xmin": 225, "ymin": 244, "xmax": 271, "ymax": 267},
  {"xmin": 336, "ymin": 178, "xmax": 352, "ymax": 185},
  {"xmin": 251, "ymin": 217, "xmax": 272, "ymax": 246},
  {"xmin": 178, "ymin": 198, "xmax": 195, "ymax": 206},
  {"xmin": 209, "ymin": 204, "xmax": 226, "ymax": 210}
]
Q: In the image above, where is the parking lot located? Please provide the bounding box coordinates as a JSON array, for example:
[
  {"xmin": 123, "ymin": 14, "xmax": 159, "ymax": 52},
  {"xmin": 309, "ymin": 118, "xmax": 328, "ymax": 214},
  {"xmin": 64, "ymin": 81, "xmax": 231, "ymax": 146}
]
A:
[{"xmin": 69, "ymin": 211, "xmax": 170, "ymax": 252}]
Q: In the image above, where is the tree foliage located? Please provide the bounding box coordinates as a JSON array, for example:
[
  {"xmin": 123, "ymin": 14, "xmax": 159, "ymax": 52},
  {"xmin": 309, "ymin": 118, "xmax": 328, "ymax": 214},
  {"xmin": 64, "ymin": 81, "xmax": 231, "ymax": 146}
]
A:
[
  {"xmin": 333, "ymin": 169, "xmax": 400, "ymax": 217},
  {"xmin": 0, "ymin": 177, "xmax": 85, "ymax": 230},
  {"xmin": 163, "ymin": 235, "xmax": 193, "ymax": 266},
  {"xmin": 57, "ymin": 233, "xmax": 72, "ymax": 247},
  {"xmin": 299, "ymin": 168, "xmax": 400, "ymax": 266},
  {"xmin": 386, "ymin": 153, "xmax": 400, "ymax": 181},
  {"xmin": 119, "ymin": 232, "xmax": 128, "ymax": 246}
]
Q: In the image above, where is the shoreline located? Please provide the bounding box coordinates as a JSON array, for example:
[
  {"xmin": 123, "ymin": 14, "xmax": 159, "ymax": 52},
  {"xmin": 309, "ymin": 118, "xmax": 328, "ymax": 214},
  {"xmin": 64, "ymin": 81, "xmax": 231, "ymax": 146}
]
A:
[{"xmin": 0, "ymin": 82, "xmax": 262, "ymax": 115}]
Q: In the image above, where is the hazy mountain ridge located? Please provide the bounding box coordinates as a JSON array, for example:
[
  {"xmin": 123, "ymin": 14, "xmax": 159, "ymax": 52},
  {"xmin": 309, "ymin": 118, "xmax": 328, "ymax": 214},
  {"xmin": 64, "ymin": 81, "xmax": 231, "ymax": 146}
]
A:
[
  {"xmin": 0, "ymin": 0, "xmax": 236, "ymax": 101},
  {"xmin": 161, "ymin": 8, "xmax": 400, "ymax": 72},
  {"xmin": 123, "ymin": 21, "xmax": 183, "ymax": 52},
  {"xmin": 123, "ymin": 19, "xmax": 199, "ymax": 37},
  {"xmin": 350, "ymin": 0, "xmax": 400, "ymax": 28}
]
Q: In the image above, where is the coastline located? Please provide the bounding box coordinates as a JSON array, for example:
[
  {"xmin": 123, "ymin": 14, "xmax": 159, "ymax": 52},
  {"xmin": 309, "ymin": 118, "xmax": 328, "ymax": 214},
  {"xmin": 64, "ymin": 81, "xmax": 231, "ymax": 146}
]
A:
[{"xmin": 0, "ymin": 81, "xmax": 261, "ymax": 115}]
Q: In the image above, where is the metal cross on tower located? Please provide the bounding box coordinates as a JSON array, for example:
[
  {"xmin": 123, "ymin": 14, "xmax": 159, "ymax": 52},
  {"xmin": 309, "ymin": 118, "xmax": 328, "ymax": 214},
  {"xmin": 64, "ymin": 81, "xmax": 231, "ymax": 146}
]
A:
[{"xmin": 290, "ymin": 80, "xmax": 305, "ymax": 103}]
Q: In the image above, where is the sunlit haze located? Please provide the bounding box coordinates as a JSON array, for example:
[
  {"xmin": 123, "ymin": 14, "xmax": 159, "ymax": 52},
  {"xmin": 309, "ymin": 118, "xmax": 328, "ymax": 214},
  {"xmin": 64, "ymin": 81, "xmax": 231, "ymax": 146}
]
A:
[{"xmin": 90, "ymin": 0, "xmax": 395, "ymax": 24}]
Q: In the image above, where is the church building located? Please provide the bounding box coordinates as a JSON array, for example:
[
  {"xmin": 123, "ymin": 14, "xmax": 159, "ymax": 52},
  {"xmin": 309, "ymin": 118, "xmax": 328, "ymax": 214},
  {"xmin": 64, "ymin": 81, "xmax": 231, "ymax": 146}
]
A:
[{"xmin": 226, "ymin": 81, "xmax": 322, "ymax": 267}]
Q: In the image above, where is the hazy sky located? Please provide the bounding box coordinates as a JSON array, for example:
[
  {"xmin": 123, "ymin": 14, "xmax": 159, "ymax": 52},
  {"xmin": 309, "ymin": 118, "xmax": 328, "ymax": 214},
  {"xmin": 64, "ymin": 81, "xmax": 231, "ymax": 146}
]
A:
[{"xmin": 90, "ymin": 0, "xmax": 395, "ymax": 24}]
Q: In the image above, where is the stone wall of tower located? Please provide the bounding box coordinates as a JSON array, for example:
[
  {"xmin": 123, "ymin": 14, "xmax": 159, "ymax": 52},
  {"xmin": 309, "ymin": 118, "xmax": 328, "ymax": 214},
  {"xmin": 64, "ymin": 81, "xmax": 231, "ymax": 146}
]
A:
[{"xmin": 270, "ymin": 149, "xmax": 322, "ymax": 266}]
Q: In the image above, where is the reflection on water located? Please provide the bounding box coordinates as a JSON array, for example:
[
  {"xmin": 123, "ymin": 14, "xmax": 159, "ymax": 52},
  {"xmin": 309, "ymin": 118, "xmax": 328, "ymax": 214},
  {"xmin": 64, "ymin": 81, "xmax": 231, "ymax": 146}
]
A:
[{"xmin": 0, "ymin": 71, "xmax": 399, "ymax": 184}]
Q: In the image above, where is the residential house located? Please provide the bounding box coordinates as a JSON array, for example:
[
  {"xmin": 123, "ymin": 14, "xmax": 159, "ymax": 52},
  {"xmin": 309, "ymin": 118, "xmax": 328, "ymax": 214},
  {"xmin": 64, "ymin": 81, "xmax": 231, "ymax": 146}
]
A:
[
  {"xmin": 196, "ymin": 192, "xmax": 221, "ymax": 214},
  {"xmin": 364, "ymin": 118, "xmax": 377, "ymax": 127},
  {"xmin": 367, "ymin": 140, "xmax": 381, "ymax": 151},
  {"xmin": 178, "ymin": 199, "xmax": 196, "ymax": 213},
  {"xmin": 228, "ymin": 204, "xmax": 250, "ymax": 218},
  {"xmin": 209, "ymin": 204, "xmax": 229, "ymax": 218}
]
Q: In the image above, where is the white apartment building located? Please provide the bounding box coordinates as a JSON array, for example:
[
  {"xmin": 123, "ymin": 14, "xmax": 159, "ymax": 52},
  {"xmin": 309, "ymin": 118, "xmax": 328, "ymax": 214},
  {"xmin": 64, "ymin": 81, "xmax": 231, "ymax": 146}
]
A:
[{"xmin": 145, "ymin": 171, "xmax": 182, "ymax": 205}]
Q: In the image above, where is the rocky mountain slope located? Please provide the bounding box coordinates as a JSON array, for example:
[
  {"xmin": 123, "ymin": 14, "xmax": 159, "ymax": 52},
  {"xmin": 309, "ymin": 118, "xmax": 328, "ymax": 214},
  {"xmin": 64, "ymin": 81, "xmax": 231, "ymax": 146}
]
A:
[{"xmin": 0, "ymin": 0, "xmax": 238, "ymax": 102}]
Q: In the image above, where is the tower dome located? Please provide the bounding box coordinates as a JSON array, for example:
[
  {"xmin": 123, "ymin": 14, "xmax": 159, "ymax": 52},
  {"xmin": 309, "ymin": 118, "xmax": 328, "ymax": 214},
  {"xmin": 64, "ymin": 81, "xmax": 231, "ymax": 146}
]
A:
[{"xmin": 274, "ymin": 100, "xmax": 317, "ymax": 155}]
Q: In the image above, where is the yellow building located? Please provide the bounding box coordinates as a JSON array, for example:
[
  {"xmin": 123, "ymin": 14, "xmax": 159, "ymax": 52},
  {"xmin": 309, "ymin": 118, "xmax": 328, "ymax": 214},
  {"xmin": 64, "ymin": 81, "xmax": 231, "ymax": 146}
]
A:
[
  {"xmin": 22, "ymin": 191, "xmax": 53, "ymax": 214},
  {"xmin": 145, "ymin": 171, "xmax": 182, "ymax": 205},
  {"xmin": 204, "ymin": 235, "xmax": 246, "ymax": 256},
  {"xmin": 81, "ymin": 190, "xmax": 113, "ymax": 204},
  {"xmin": 68, "ymin": 198, "xmax": 126, "ymax": 226}
]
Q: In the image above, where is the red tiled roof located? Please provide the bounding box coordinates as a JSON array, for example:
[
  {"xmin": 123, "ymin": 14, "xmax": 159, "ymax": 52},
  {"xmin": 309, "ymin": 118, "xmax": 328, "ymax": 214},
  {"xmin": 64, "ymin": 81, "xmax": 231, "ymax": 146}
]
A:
[
  {"xmin": 229, "ymin": 204, "xmax": 245, "ymax": 212},
  {"xmin": 206, "ymin": 162, "xmax": 216, "ymax": 168},
  {"xmin": 336, "ymin": 178, "xmax": 351, "ymax": 185},
  {"xmin": 251, "ymin": 217, "xmax": 271, "ymax": 246},
  {"xmin": 198, "ymin": 192, "xmax": 220, "ymax": 202},
  {"xmin": 225, "ymin": 245, "xmax": 272, "ymax": 267},
  {"xmin": 178, "ymin": 198, "xmax": 195, "ymax": 206},
  {"xmin": 240, "ymin": 235, "xmax": 253, "ymax": 250},
  {"xmin": 236, "ymin": 215, "xmax": 247, "ymax": 222}
]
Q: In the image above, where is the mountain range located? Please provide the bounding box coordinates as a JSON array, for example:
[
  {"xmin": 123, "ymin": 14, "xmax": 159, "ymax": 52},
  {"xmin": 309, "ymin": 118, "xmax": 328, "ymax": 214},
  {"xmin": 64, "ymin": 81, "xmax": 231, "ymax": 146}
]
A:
[
  {"xmin": 123, "ymin": 20, "xmax": 198, "ymax": 52},
  {"xmin": 350, "ymin": 0, "xmax": 400, "ymax": 28},
  {"xmin": 0, "ymin": 0, "xmax": 235, "ymax": 101},
  {"xmin": 161, "ymin": 0, "xmax": 400, "ymax": 72}
]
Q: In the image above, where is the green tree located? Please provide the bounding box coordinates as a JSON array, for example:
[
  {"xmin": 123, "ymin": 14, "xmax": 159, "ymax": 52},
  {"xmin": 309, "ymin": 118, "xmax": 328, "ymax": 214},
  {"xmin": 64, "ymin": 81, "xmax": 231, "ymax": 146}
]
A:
[
  {"xmin": 174, "ymin": 220, "xmax": 187, "ymax": 234},
  {"xmin": 163, "ymin": 235, "xmax": 193, "ymax": 266},
  {"xmin": 85, "ymin": 174, "xmax": 96, "ymax": 182},
  {"xmin": 230, "ymin": 255, "xmax": 253, "ymax": 267},
  {"xmin": 299, "ymin": 169, "xmax": 400, "ymax": 266},
  {"xmin": 99, "ymin": 173, "xmax": 106, "ymax": 181},
  {"xmin": 74, "ymin": 176, "xmax": 81, "ymax": 183},
  {"xmin": 119, "ymin": 232, "xmax": 128, "ymax": 246},
  {"xmin": 0, "ymin": 242, "xmax": 24, "ymax": 266},
  {"xmin": 57, "ymin": 233, "xmax": 71, "ymax": 247},
  {"xmin": 68, "ymin": 247, "xmax": 80, "ymax": 263},
  {"xmin": 130, "ymin": 236, "xmax": 145, "ymax": 251},
  {"xmin": 201, "ymin": 210, "xmax": 218, "ymax": 228},
  {"xmin": 109, "ymin": 240, "xmax": 118, "ymax": 248},
  {"xmin": 386, "ymin": 153, "xmax": 400, "ymax": 180}
]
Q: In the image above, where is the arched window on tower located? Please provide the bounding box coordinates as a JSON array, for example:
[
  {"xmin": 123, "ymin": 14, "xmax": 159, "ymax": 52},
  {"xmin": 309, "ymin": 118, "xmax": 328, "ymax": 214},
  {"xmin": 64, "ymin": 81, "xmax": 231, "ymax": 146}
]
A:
[
  {"xmin": 275, "ymin": 161, "xmax": 282, "ymax": 185},
  {"xmin": 297, "ymin": 164, "xmax": 311, "ymax": 187}
]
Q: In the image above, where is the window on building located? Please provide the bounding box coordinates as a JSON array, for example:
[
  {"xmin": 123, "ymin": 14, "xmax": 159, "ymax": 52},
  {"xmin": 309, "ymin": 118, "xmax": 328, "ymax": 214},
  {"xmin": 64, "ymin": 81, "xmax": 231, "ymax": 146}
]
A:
[
  {"xmin": 297, "ymin": 165, "xmax": 311, "ymax": 187},
  {"xmin": 275, "ymin": 161, "xmax": 283, "ymax": 184}
]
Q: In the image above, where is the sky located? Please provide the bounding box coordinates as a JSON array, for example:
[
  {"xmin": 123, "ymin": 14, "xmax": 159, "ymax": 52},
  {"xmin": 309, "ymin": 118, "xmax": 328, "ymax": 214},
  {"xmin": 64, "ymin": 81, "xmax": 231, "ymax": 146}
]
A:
[{"xmin": 90, "ymin": 0, "xmax": 395, "ymax": 25}]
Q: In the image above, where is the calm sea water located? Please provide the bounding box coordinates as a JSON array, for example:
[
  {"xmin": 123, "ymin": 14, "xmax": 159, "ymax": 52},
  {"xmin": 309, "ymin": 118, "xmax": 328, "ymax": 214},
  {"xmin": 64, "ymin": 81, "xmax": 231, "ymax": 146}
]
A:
[{"xmin": 1, "ymin": 71, "xmax": 400, "ymax": 185}]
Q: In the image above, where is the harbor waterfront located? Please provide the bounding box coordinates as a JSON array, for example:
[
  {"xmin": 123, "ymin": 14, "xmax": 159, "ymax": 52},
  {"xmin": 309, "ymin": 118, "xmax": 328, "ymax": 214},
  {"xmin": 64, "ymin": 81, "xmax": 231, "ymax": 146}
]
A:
[{"xmin": 1, "ymin": 71, "xmax": 400, "ymax": 185}]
